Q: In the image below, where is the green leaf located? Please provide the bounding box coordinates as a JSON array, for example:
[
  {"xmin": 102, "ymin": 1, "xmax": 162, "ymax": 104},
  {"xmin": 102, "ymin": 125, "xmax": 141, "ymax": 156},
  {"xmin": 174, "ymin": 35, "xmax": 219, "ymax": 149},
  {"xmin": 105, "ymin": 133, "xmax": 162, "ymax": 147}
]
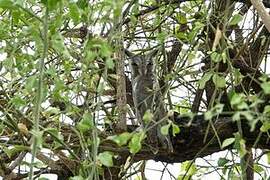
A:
[
  {"xmin": 54, "ymin": 78, "xmax": 65, "ymax": 92},
  {"xmin": 213, "ymin": 103, "xmax": 224, "ymax": 114},
  {"xmin": 181, "ymin": 161, "xmax": 197, "ymax": 176},
  {"xmin": 69, "ymin": 176, "xmax": 85, "ymax": 180},
  {"xmin": 30, "ymin": 130, "xmax": 44, "ymax": 149},
  {"xmin": 233, "ymin": 68, "xmax": 243, "ymax": 85},
  {"xmin": 128, "ymin": 132, "xmax": 145, "ymax": 154},
  {"xmin": 241, "ymin": 111, "xmax": 253, "ymax": 121},
  {"xmin": 107, "ymin": 132, "xmax": 132, "ymax": 146},
  {"xmin": 45, "ymin": 128, "xmax": 61, "ymax": 139},
  {"xmin": 188, "ymin": 22, "xmax": 204, "ymax": 41},
  {"xmin": 221, "ymin": 138, "xmax": 235, "ymax": 149},
  {"xmin": 172, "ymin": 123, "xmax": 180, "ymax": 136},
  {"xmin": 212, "ymin": 74, "xmax": 226, "ymax": 88},
  {"xmin": 198, "ymin": 72, "xmax": 212, "ymax": 89},
  {"xmin": 100, "ymin": 43, "xmax": 112, "ymax": 57},
  {"xmin": 51, "ymin": 33, "xmax": 71, "ymax": 58},
  {"xmin": 260, "ymin": 122, "xmax": 270, "ymax": 132},
  {"xmin": 176, "ymin": 13, "xmax": 187, "ymax": 24},
  {"xmin": 10, "ymin": 96, "xmax": 26, "ymax": 107},
  {"xmin": 239, "ymin": 138, "xmax": 247, "ymax": 158},
  {"xmin": 105, "ymin": 58, "xmax": 114, "ymax": 69},
  {"xmin": 25, "ymin": 75, "xmax": 37, "ymax": 93},
  {"xmin": 230, "ymin": 93, "xmax": 248, "ymax": 110},
  {"xmin": 177, "ymin": 175, "xmax": 190, "ymax": 180},
  {"xmin": 234, "ymin": 134, "xmax": 247, "ymax": 158},
  {"xmin": 229, "ymin": 14, "xmax": 243, "ymax": 25},
  {"xmin": 218, "ymin": 158, "xmax": 229, "ymax": 166},
  {"xmin": 38, "ymin": 177, "xmax": 50, "ymax": 180},
  {"xmin": 204, "ymin": 110, "xmax": 213, "ymax": 121},
  {"xmin": 204, "ymin": 104, "xmax": 224, "ymax": 121},
  {"xmin": 11, "ymin": 10, "xmax": 20, "ymax": 25},
  {"xmin": 41, "ymin": 0, "xmax": 62, "ymax": 10},
  {"xmin": 143, "ymin": 110, "xmax": 153, "ymax": 124},
  {"xmin": 69, "ymin": 3, "xmax": 81, "ymax": 25},
  {"xmin": 2, "ymin": 147, "xmax": 12, "ymax": 158},
  {"xmin": 237, "ymin": 102, "xmax": 249, "ymax": 110},
  {"xmin": 76, "ymin": 0, "xmax": 88, "ymax": 9},
  {"xmin": 261, "ymin": 82, "xmax": 270, "ymax": 94},
  {"xmin": 267, "ymin": 152, "xmax": 270, "ymax": 164},
  {"xmin": 113, "ymin": 1, "xmax": 123, "ymax": 18},
  {"xmin": 161, "ymin": 124, "xmax": 170, "ymax": 135},
  {"xmin": 157, "ymin": 31, "xmax": 167, "ymax": 42},
  {"xmin": 254, "ymin": 164, "xmax": 264, "ymax": 173},
  {"xmin": 263, "ymin": 105, "xmax": 270, "ymax": 114},
  {"xmin": 76, "ymin": 112, "xmax": 93, "ymax": 133},
  {"xmin": 187, "ymin": 52, "xmax": 196, "ymax": 64},
  {"xmin": 210, "ymin": 52, "xmax": 222, "ymax": 63},
  {"xmin": 232, "ymin": 112, "xmax": 240, "ymax": 121},
  {"xmin": 7, "ymin": 146, "xmax": 30, "ymax": 160},
  {"xmin": 97, "ymin": 82, "xmax": 104, "ymax": 93},
  {"xmin": 98, "ymin": 151, "xmax": 114, "ymax": 167},
  {"xmin": 221, "ymin": 51, "xmax": 227, "ymax": 63},
  {"xmin": 0, "ymin": 0, "xmax": 14, "ymax": 9},
  {"xmin": 176, "ymin": 31, "xmax": 187, "ymax": 41}
]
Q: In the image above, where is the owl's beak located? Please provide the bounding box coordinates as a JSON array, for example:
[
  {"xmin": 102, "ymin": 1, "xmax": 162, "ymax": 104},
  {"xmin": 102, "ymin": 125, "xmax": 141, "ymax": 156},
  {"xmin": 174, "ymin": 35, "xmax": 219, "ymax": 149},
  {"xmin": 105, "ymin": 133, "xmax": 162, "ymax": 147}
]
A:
[
  {"xmin": 138, "ymin": 69, "xmax": 145, "ymax": 75},
  {"xmin": 138, "ymin": 66, "xmax": 147, "ymax": 75},
  {"xmin": 143, "ymin": 68, "xmax": 147, "ymax": 75},
  {"xmin": 142, "ymin": 64, "xmax": 148, "ymax": 75}
]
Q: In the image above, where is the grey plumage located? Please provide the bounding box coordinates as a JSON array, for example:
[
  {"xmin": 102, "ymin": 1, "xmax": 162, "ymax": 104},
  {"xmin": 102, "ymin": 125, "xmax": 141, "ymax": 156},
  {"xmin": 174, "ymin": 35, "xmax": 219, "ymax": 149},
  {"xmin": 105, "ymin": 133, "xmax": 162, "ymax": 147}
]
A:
[{"xmin": 125, "ymin": 49, "xmax": 173, "ymax": 151}]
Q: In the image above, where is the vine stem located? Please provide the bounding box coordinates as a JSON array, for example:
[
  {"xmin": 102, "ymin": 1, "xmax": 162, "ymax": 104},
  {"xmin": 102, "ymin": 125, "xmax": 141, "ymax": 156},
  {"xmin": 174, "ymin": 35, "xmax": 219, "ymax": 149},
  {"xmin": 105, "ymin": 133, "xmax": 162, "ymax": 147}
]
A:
[{"xmin": 29, "ymin": 5, "xmax": 49, "ymax": 180}]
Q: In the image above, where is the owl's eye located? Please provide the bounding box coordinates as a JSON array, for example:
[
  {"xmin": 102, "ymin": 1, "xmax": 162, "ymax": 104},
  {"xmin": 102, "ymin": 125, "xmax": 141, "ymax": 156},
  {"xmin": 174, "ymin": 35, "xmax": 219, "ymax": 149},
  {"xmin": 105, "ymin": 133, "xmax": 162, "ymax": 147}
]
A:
[
  {"xmin": 132, "ymin": 63, "xmax": 138, "ymax": 66},
  {"xmin": 147, "ymin": 62, "xmax": 153, "ymax": 66}
]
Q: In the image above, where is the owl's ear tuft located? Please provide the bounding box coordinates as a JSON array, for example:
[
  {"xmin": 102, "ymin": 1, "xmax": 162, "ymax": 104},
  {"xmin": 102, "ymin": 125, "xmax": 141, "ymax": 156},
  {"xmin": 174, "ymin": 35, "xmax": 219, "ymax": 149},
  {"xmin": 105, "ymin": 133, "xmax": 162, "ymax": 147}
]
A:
[{"xmin": 124, "ymin": 49, "xmax": 135, "ymax": 58}]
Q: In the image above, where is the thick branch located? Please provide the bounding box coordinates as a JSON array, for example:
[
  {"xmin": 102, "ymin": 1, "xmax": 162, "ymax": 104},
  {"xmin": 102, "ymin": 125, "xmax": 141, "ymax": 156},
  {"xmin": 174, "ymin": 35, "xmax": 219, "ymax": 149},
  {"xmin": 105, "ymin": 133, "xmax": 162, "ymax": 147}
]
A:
[
  {"xmin": 115, "ymin": 48, "xmax": 127, "ymax": 132},
  {"xmin": 123, "ymin": 0, "xmax": 270, "ymax": 26},
  {"xmin": 251, "ymin": 0, "xmax": 270, "ymax": 32},
  {"xmin": 102, "ymin": 114, "xmax": 269, "ymax": 163}
]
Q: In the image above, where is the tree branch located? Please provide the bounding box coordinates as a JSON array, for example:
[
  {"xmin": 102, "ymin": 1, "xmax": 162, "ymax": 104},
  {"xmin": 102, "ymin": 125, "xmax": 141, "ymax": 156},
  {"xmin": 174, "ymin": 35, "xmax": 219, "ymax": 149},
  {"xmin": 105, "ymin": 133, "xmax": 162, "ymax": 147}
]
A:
[
  {"xmin": 250, "ymin": 0, "xmax": 270, "ymax": 32},
  {"xmin": 102, "ymin": 114, "xmax": 269, "ymax": 163}
]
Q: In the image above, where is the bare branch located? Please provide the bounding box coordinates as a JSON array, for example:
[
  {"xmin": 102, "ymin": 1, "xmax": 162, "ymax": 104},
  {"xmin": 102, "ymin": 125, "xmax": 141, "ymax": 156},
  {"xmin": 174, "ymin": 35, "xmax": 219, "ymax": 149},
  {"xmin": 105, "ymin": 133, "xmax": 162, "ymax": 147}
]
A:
[{"xmin": 250, "ymin": 0, "xmax": 270, "ymax": 32}]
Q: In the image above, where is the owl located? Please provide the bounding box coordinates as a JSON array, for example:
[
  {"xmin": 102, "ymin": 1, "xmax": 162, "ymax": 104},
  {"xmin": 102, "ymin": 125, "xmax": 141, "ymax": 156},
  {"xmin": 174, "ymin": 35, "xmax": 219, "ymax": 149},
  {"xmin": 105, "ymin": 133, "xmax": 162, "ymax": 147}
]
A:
[{"xmin": 125, "ymin": 49, "xmax": 173, "ymax": 151}]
